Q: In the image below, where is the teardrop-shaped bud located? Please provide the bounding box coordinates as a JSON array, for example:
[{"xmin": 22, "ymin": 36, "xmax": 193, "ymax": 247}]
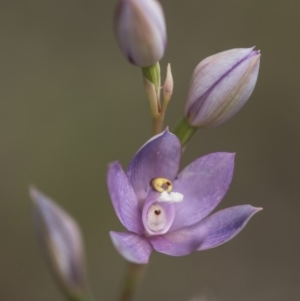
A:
[
  {"xmin": 114, "ymin": 0, "xmax": 167, "ymax": 67},
  {"xmin": 185, "ymin": 47, "xmax": 261, "ymax": 128},
  {"xmin": 30, "ymin": 186, "xmax": 89, "ymax": 300},
  {"xmin": 163, "ymin": 63, "xmax": 174, "ymax": 102}
]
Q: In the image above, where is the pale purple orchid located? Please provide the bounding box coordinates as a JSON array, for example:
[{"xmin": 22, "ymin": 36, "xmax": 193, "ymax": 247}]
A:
[{"xmin": 108, "ymin": 130, "xmax": 261, "ymax": 264}]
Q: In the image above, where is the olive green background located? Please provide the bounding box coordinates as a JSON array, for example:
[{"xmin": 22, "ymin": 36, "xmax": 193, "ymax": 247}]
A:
[{"xmin": 0, "ymin": 0, "xmax": 299, "ymax": 300}]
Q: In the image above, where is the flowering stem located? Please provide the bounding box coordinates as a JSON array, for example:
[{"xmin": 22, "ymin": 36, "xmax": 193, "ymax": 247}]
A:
[
  {"xmin": 152, "ymin": 115, "xmax": 164, "ymax": 135},
  {"xmin": 118, "ymin": 263, "xmax": 146, "ymax": 301},
  {"xmin": 142, "ymin": 63, "xmax": 161, "ymax": 101},
  {"xmin": 173, "ymin": 117, "xmax": 197, "ymax": 146},
  {"xmin": 68, "ymin": 295, "xmax": 94, "ymax": 301},
  {"xmin": 142, "ymin": 63, "xmax": 165, "ymax": 135},
  {"xmin": 68, "ymin": 288, "xmax": 96, "ymax": 301}
]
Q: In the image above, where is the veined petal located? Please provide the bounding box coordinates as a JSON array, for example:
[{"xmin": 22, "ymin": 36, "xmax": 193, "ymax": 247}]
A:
[
  {"xmin": 150, "ymin": 205, "xmax": 261, "ymax": 256},
  {"xmin": 197, "ymin": 205, "xmax": 262, "ymax": 250},
  {"xmin": 110, "ymin": 231, "xmax": 153, "ymax": 264},
  {"xmin": 171, "ymin": 153, "xmax": 235, "ymax": 231},
  {"xmin": 126, "ymin": 129, "xmax": 181, "ymax": 203},
  {"xmin": 107, "ymin": 162, "xmax": 143, "ymax": 234},
  {"xmin": 149, "ymin": 227, "xmax": 205, "ymax": 256}
]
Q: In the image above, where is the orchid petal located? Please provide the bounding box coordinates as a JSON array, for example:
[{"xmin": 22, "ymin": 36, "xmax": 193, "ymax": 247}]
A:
[
  {"xmin": 126, "ymin": 129, "xmax": 181, "ymax": 203},
  {"xmin": 107, "ymin": 162, "xmax": 143, "ymax": 234},
  {"xmin": 110, "ymin": 231, "xmax": 153, "ymax": 264},
  {"xmin": 150, "ymin": 205, "xmax": 261, "ymax": 256},
  {"xmin": 149, "ymin": 226, "xmax": 205, "ymax": 256},
  {"xmin": 171, "ymin": 153, "xmax": 234, "ymax": 230},
  {"xmin": 197, "ymin": 205, "xmax": 262, "ymax": 250}
]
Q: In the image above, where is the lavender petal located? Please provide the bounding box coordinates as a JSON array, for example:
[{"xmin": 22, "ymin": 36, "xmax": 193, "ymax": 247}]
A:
[
  {"xmin": 197, "ymin": 205, "xmax": 262, "ymax": 250},
  {"xmin": 107, "ymin": 161, "xmax": 143, "ymax": 234},
  {"xmin": 126, "ymin": 129, "xmax": 181, "ymax": 203},
  {"xmin": 171, "ymin": 153, "xmax": 235, "ymax": 231},
  {"xmin": 149, "ymin": 226, "xmax": 205, "ymax": 256},
  {"xmin": 110, "ymin": 231, "xmax": 153, "ymax": 264},
  {"xmin": 150, "ymin": 205, "xmax": 261, "ymax": 256}
]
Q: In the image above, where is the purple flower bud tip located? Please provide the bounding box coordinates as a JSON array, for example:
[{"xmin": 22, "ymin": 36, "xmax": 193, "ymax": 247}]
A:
[
  {"xmin": 30, "ymin": 186, "xmax": 87, "ymax": 299},
  {"xmin": 107, "ymin": 129, "xmax": 261, "ymax": 264},
  {"xmin": 185, "ymin": 47, "xmax": 261, "ymax": 128},
  {"xmin": 114, "ymin": 0, "xmax": 167, "ymax": 67}
]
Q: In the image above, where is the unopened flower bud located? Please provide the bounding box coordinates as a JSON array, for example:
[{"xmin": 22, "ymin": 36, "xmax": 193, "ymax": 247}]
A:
[
  {"xmin": 185, "ymin": 47, "xmax": 260, "ymax": 128},
  {"xmin": 114, "ymin": 0, "xmax": 167, "ymax": 67},
  {"xmin": 30, "ymin": 186, "xmax": 88, "ymax": 300},
  {"xmin": 163, "ymin": 63, "xmax": 173, "ymax": 102}
]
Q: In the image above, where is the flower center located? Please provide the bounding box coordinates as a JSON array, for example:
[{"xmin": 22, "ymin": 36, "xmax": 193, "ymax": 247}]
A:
[
  {"xmin": 142, "ymin": 178, "xmax": 184, "ymax": 235},
  {"xmin": 158, "ymin": 191, "xmax": 184, "ymax": 203},
  {"xmin": 150, "ymin": 177, "xmax": 173, "ymax": 192},
  {"xmin": 150, "ymin": 177, "xmax": 184, "ymax": 203},
  {"xmin": 147, "ymin": 204, "xmax": 167, "ymax": 232}
]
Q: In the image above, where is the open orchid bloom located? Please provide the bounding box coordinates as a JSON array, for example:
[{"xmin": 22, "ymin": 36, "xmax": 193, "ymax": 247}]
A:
[{"xmin": 107, "ymin": 129, "xmax": 261, "ymax": 264}]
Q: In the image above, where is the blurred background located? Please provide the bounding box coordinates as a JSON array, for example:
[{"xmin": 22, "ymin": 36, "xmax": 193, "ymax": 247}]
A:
[{"xmin": 0, "ymin": 0, "xmax": 299, "ymax": 300}]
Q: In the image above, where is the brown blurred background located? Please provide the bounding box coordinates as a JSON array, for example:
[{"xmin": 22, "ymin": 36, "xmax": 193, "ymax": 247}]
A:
[{"xmin": 0, "ymin": 0, "xmax": 299, "ymax": 300}]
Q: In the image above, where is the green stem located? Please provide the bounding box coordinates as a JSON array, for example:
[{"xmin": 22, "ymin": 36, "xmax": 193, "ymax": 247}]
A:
[
  {"xmin": 142, "ymin": 63, "xmax": 169, "ymax": 136},
  {"xmin": 68, "ymin": 293, "xmax": 94, "ymax": 301},
  {"xmin": 152, "ymin": 115, "xmax": 164, "ymax": 136},
  {"xmin": 142, "ymin": 63, "xmax": 161, "ymax": 103},
  {"xmin": 118, "ymin": 263, "xmax": 146, "ymax": 301},
  {"xmin": 67, "ymin": 286, "xmax": 95, "ymax": 301},
  {"xmin": 68, "ymin": 297, "xmax": 91, "ymax": 301},
  {"xmin": 173, "ymin": 117, "xmax": 197, "ymax": 146}
]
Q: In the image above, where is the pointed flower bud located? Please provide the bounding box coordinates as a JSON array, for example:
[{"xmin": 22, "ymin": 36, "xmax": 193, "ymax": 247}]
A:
[
  {"xmin": 30, "ymin": 187, "xmax": 89, "ymax": 300},
  {"xmin": 163, "ymin": 63, "xmax": 173, "ymax": 103},
  {"xmin": 114, "ymin": 0, "xmax": 167, "ymax": 67},
  {"xmin": 185, "ymin": 48, "xmax": 260, "ymax": 128}
]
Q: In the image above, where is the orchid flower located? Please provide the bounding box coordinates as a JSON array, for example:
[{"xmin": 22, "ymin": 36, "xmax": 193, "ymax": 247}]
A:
[{"xmin": 107, "ymin": 130, "xmax": 261, "ymax": 264}]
